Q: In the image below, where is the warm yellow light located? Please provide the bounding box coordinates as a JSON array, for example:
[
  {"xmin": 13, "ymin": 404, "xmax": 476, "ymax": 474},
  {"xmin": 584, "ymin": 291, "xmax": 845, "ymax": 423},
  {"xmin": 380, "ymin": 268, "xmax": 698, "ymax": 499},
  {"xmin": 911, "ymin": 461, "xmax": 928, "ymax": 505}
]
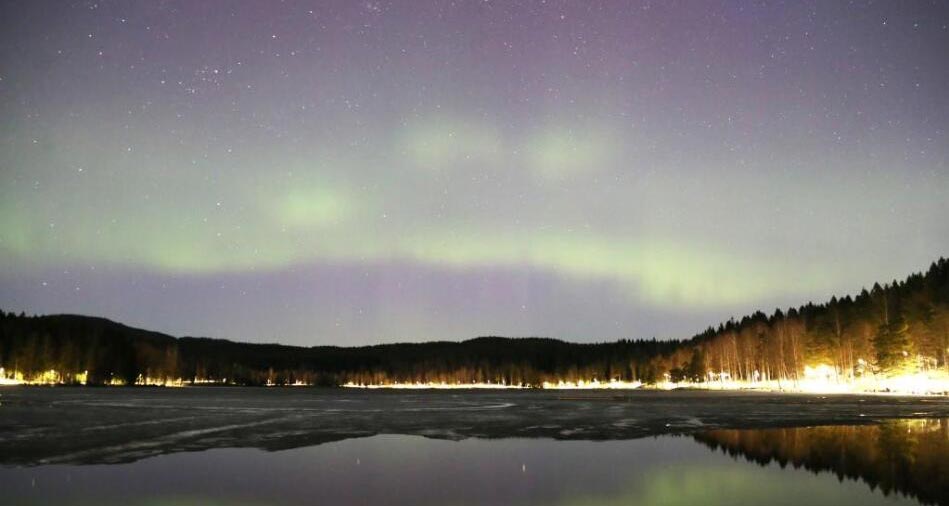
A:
[
  {"xmin": 539, "ymin": 379, "xmax": 644, "ymax": 390},
  {"xmin": 342, "ymin": 381, "xmax": 526, "ymax": 389},
  {"xmin": 2, "ymin": 365, "xmax": 946, "ymax": 395},
  {"xmin": 654, "ymin": 365, "xmax": 949, "ymax": 396}
]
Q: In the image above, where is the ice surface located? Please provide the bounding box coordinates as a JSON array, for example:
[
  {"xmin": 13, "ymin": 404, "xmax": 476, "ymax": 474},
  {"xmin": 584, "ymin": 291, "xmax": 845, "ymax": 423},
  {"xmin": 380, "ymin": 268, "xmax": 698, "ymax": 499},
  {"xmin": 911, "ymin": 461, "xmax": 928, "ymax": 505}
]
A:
[{"xmin": 0, "ymin": 387, "xmax": 946, "ymax": 466}]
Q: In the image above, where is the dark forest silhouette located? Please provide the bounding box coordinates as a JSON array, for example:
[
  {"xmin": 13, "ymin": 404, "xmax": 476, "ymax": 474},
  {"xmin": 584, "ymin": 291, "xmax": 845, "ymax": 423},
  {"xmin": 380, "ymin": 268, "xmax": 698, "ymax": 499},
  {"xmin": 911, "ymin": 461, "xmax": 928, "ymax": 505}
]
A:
[{"xmin": 1, "ymin": 258, "xmax": 947, "ymax": 387}]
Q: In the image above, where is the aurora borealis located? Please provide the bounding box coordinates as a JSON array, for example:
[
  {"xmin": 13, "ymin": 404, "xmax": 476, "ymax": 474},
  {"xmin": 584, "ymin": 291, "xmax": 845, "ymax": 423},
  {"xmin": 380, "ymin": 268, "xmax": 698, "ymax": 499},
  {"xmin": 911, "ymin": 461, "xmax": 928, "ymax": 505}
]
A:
[{"xmin": 1, "ymin": 1, "xmax": 947, "ymax": 345}]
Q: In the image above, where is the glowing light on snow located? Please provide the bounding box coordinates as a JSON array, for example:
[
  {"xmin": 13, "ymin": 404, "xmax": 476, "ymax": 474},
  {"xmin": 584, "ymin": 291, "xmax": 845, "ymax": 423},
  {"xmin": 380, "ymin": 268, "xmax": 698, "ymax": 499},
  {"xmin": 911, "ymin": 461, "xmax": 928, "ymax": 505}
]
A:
[
  {"xmin": 265, "ymin": 379, "xmax": 310, "ymax": 387},
  {"xmin": 343, "ymin": 381, "xmax": 527, "ymax": 389},
  {"xmin": 655, "ymin": 365, "xmax": 949, "ymax": 396},
  {"xmin": 342, "ymin": 379, "xmax": 646, "ymax": 389},
  {"xmin": 0, "ymin": 367, "xmax": 21, "ymax": 385},
  {"xmin": 190, "ymin": 377, "xmax": 229, "ymax": 385},
  {"xmin": 134, "ymin": 375, "xmax": 185, "ymax": 387},
  {"xmin": 539, "ymin": 379, "xmax": 644, "ymax": 390},
  {"xmin": 1, "ymin": 365, "xmax": 946, "ymax": 395},
  {"xmin": 0, "ymin": 368, "xmax": 184, "ymax": 387}
]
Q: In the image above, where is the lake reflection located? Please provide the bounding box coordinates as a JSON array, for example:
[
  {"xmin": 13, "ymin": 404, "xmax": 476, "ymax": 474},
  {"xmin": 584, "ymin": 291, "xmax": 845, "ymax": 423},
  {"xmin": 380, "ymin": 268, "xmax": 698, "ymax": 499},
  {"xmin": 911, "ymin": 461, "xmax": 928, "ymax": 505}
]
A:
[
  {"xmin": 696, "ymin": 419, "xmax": 949, "ymax": 506},
  {"xmin": 2, "ymin": 421, "xmax": 943, "ymax": 506}
]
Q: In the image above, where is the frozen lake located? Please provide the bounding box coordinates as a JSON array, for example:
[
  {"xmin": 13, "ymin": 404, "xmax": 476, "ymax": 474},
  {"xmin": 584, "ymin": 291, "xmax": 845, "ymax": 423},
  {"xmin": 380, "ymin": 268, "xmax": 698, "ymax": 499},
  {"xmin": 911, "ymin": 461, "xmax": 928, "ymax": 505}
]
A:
[{"xmin": 0, "ymin": 387, "xmax": 946, "ymax": 505}]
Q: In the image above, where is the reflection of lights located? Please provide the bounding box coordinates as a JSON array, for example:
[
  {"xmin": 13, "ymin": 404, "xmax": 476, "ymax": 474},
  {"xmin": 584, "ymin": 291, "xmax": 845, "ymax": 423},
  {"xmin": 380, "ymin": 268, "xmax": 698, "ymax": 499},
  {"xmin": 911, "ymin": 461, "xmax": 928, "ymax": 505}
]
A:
[{"xmin": 695, "ymin": 419, "xmax": 948, "ymax": 505}]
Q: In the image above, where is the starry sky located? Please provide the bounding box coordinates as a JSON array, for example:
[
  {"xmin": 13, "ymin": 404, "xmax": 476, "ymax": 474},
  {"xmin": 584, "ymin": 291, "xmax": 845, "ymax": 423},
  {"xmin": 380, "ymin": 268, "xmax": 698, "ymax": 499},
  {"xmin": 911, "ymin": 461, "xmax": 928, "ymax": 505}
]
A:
[{"xmin": 1, "ymin": 1, "xmax": 947, "ymax": 346}]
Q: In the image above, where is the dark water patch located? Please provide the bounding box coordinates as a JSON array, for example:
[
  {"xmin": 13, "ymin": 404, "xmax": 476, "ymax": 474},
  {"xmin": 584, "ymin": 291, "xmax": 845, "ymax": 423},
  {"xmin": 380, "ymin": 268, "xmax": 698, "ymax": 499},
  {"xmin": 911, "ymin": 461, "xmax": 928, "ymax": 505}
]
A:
[{"xmin": 0, "ymin": 432, "xmax": 936, "ymax": 506}]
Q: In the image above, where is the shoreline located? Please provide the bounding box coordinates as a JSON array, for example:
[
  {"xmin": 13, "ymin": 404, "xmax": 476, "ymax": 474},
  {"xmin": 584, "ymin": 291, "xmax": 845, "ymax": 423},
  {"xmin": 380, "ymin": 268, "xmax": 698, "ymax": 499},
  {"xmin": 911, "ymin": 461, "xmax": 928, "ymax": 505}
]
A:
[{"xmin": 2, "ymin": 382, "xmax": 946, "ymax": 397}]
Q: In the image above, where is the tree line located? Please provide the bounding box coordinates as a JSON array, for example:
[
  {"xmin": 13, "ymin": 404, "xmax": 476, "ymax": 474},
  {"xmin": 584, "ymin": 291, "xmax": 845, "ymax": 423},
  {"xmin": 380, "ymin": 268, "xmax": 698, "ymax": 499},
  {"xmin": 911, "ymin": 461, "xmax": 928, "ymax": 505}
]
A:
[
  {"xmin": 1, "ymin": 258, "xmax": 946, "ymax": 387},
  {"xmin": 661, "ymin": 257, "xmax": 949, "ymax": 386}
]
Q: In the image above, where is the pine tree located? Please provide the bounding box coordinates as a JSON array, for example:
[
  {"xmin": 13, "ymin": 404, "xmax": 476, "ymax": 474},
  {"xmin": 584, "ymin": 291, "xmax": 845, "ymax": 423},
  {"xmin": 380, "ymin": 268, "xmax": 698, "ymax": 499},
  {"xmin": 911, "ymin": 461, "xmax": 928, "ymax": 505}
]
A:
[{"xmin": 873, "ymin": 316, "xmax": 913, "ymax": 374}]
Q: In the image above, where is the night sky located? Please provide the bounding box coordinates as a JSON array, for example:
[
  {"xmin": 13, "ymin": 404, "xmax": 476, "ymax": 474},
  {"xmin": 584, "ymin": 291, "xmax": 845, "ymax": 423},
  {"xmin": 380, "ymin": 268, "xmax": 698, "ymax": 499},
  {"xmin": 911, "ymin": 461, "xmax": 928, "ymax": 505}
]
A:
[{"xmin": 1, "ymin": 1, "xmax": 947, "ymax": 346}]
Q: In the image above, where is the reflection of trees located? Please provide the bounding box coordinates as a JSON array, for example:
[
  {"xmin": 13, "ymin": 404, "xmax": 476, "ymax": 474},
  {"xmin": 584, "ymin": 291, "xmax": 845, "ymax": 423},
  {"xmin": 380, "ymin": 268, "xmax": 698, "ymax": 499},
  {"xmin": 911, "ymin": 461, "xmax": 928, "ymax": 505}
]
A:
[{"xmin": 694, "ymin": 420, "xmax": 949, "ymax": 505}]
